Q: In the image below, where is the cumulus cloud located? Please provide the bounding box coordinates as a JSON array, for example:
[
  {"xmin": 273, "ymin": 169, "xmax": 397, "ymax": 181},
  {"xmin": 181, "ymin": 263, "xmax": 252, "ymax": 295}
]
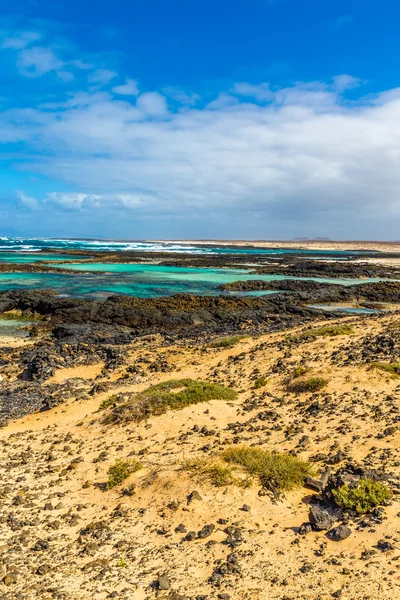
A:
[
  {"xmin": 89, "ymin": 68, "xmax": 118, "ymax": 85},
  {"xmin": 16, "ymin": 46, "xmax": 64, "ymax": 77},
  {"xmin": 2, "ymin": 26, "xmax": 400, "ymax": 238},
  {"xmin": 113, "ymin": 79, "xmax": 139, "ymax": 96},
  {"xmin": 1, "ymin": 30, "xmax": 41, "ymax": 50},
  {"xmin": 136, "ymin": 92, "xmax": 168, "ymax": 116},
  {"xmin": 44, "ymin": 191, "xmax": 154, "ymax": 210},
  {"xmin": 332, "ymin": 74, "xmax": 362, "ymax": 92},
  {"xmin": 16, "ymin": 191, "xmax": 39, "ymax": 210},
  {"xmin": 8, "ymin": 77, "xmax": 400, "ymax": 236},
  {"xmin": 232, "ymin": 82, "xmax": 273, "ymax": 102}
]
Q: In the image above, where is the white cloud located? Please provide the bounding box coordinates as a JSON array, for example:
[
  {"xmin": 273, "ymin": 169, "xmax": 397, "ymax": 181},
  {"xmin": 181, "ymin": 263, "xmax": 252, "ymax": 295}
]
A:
[
  {"xmin": 5, "ymin": 66, "xmax": 400, "ymax": 237},
  {"xmin": 46, "ymin": 192, "xmax": 102, "ymax": 210},
  {"xmin": 232, "ymin": 82, "xmax": 273, "ymax": 102},
  {"xmin": 89, "ymin": 68, "xmax": 118, "ymax": 85},
  {"xmin": 332, "ymin": 74, "xmax": 362, "ymax": 92},
  {"xmin": 136, "ymin": 92, "xmax": 168, "ymax": 116},
  {"xmin": 1, "ymin": 31, "xmax": 42, "ymax": 50},
  {"xmin": 16, "ymin": 46, "xmax": 63, "ymax": 77},
  {"xmin": 163, "ymin": 87, "xmax": 200, "ymax": 106},
  {"xmin": 113, "ymin": 79, "xmax": 139, "ymax": 96},
  {"xmin": 16, "ymin": 190, "xmax": 39, "ymax": 210},
  {"xmin": 43, "ymin": 191, "xmax": 154, "ymax": 210}
]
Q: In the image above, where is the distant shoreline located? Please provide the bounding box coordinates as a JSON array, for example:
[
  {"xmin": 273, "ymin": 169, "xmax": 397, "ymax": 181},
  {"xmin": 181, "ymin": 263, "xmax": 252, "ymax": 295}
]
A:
[{"xmin": 150, "ymin": 239, "xmax": 400, "ymax": 253}]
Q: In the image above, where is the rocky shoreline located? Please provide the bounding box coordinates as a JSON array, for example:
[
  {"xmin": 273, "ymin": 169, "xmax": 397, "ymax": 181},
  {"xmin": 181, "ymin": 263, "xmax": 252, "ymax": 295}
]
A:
[{"xmin": 1, "ymin": 251, "xmax": 400, "ymax": 599}]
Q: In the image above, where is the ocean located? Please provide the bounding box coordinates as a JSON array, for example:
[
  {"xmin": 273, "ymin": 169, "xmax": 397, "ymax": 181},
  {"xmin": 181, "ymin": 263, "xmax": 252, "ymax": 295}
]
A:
[{"xmin": 0, "ymin": 237, "xmax": 377, "ymax": 299}]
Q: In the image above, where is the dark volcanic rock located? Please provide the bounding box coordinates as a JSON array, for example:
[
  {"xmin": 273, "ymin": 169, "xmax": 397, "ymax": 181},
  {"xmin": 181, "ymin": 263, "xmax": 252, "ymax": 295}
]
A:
[
  {"xmin": 309, "ymin": 505, "xmax": 336, "ymax": 531},
  {"xmin": 327, "ymin": 525, "xmax": 352, "ymax": 541}
]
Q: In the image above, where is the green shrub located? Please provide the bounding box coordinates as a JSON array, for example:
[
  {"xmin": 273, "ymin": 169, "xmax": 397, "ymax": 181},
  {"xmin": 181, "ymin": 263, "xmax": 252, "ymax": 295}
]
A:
[
  {"xmin": 332, "ymin": 478, "xmax": 392, "ymax": 514},
  {"xmin": 221, "ymin": 446, "xmax": 314, "ymax": 491},
  {"xmin": 210, "ymin": 335, "xmax": 246, "ymax": 348},
  {"xmin": 106, "ymin": 458, "xmax": 142, "ymax": 489},
  {"xmin": 103, "ymin": 379, "xmax": 237, "ymax": 425},
  {"xmin": 292, "ymin": 324, "xmax": 354, "ymax": 341},
  {"xmin": 287, "ymin": 377, "xmax": 328, "ymax": 393},
  {"xmin": 254, "ymin": 376, "xmax": 268, "ymax": 389},
  {"xmin": 98, "ymin": 395, "xmax": 118, "ymax": 411},
  {"xmin": 293, "ymin": 366, "xmax": 311, "ymax": 378},
  {"xmin": 371, "ymin": 362, "xmax": 400, "ymax": 377}
]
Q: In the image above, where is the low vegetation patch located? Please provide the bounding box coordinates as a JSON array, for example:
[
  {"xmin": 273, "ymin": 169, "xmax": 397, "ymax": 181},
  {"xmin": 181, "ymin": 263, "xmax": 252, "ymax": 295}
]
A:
[
  {"xmin": 371, "ymin": 362, "xmax": 400, "ymax": 377},
  {"xmin": 186, "ymin": 446, "xmax": 314, "ymax": 492},
  {"xmin": 222, "ymin": 447, "xmax": 315, "ymax": 491},
  {"xmin": 293, "ymin": 366, "xmax": 311, "ymax": 378},
  {"xmin": 184, "ymin": 459, "xmax": 245, "ymax": 487},
  {"xmin": 103, "ymin": 379, "xmax": 237, "ymax": 425},
  {"xmin": 210, "ymin": 335, "xmax": 246, "ymax": 348},
  {"xmin": 106, "ymin": 458, "xmax": 142, "ymax": 489},
  {"xmin": 254, "ymin": 376, "xmax": 268, "ymax": 389},
  {"xmin": 332, "ymin": 478, "xmax": 392, "ymax": 514},
  {"xmin": 98, "ymin": 395, "xmax": 119, "ymax": 411},
  {"xmin": 287, "ymin": 376, "xmax": 328, "ymax": 393},
  {"xmin": 0, "ymin": 310, "xmax": 43, "ymax": 322},
  {"xmin": 291, "ymin": 324, "xmax": 354, "ymax": 341}
]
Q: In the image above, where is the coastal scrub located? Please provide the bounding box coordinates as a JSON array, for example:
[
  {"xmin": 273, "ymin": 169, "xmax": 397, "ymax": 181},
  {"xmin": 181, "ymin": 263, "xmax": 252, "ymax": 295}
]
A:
[
  {"xmin": 103, "ymin": 379, "xmax": 237, "ymax": 424},
  {"xmin": 106, "ymin": 458, "xmax": 142, "ymax": 489}
]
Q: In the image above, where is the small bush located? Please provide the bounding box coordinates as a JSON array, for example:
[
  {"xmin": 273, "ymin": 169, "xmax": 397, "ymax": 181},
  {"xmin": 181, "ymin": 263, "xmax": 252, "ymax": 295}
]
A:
[
  {"xmin": 98, "ymin": 395, "xmax": 118, "ymax": 411},
  {"xmin": 287, "ymin": 377, "xmax": 328, "ymax": 393},
  {"xmin": 210, "ymin": 335, "xmax": 246, "ymax": 348},
  {"xmin": 103, "ymin": 379, "xmax": 237, "ymax": 425},
  {"xmin": 293, "ymin": 366, "xmax": 311, "ymax": 379},
  {"xmin": 332, "ymin": 478, "xmax": 392, "ymax": 514},
  {"xmin": 106, "ymin": 458, "xmax": 142, "ymax": 489},
  {"xmin": 292, "ymin": 324, "xmax": 354, "ymax": 341},
  {"xmin": 371, "ymin": 362, "xmax": 400, "ymax": 377},
  {"xmin": 254, "ymin": 376, "xmax": 268, "ymax": 389},
  {"xmin": 221, "ymin": 446, "xmax": 315, "ymax": 491}
]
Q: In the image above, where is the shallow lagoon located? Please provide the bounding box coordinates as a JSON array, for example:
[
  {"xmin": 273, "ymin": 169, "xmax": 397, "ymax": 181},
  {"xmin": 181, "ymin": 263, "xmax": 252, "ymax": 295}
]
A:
[{"xmin": 0, "ymin": 264, "xmax": 382, "ymax": 299}]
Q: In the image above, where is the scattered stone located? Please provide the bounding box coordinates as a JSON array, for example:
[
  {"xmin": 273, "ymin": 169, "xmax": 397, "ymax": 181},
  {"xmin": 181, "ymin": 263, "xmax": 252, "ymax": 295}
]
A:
[
  {"xmin": 309, "ymin": 505, "xmax": 335, "ymax": 531},
  {"xmin": 327, "ymin": 525, "xmax": 352, "ymax": 542}
]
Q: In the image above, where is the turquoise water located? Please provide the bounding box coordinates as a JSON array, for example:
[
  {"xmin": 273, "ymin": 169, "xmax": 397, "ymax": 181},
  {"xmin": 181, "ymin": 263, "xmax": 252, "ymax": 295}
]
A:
[
  {"xmin": 0, "ymin": 265, "xmax": 382, "ymax": 299},
  {"xmin": 0, "ymin": 318, "xmax": 32, "ymax": 337},
  {"xmin": 0, "ymin": 238, "xmax": 384, "ymax": 299},
  {"xmin": 309, "ymin": 304, "xmax": 379, "ymax": 315}
]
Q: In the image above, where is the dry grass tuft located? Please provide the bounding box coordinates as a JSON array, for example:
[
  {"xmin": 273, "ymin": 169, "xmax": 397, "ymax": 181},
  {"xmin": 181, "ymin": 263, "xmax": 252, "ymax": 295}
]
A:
[
  {"xmin": 210, "ymin": 335, "xmax": 247, "ymax": 348},
  {"xmin": 287, "ymin": 376, "xmax": 328, "ymax": 393},
  {"xmin": 185, "ymin": 446, "xmax": 314, "ymax": 492}
]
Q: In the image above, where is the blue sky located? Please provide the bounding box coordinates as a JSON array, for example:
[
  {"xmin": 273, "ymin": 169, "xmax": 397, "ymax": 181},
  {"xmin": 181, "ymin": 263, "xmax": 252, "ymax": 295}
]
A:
[{"xmin": 1, "ymin": 0, "xmax": 400, "ymax": 239}]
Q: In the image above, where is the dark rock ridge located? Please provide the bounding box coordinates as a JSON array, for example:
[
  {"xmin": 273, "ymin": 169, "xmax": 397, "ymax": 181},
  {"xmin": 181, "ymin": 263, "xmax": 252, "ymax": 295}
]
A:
[
  {"xmin": 0, "ymin": 289, "xmax": 319, "ymax": 337},
  {"xmin": 220, "ymin": 279, "xmax": 400, "ymax": 305}
]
